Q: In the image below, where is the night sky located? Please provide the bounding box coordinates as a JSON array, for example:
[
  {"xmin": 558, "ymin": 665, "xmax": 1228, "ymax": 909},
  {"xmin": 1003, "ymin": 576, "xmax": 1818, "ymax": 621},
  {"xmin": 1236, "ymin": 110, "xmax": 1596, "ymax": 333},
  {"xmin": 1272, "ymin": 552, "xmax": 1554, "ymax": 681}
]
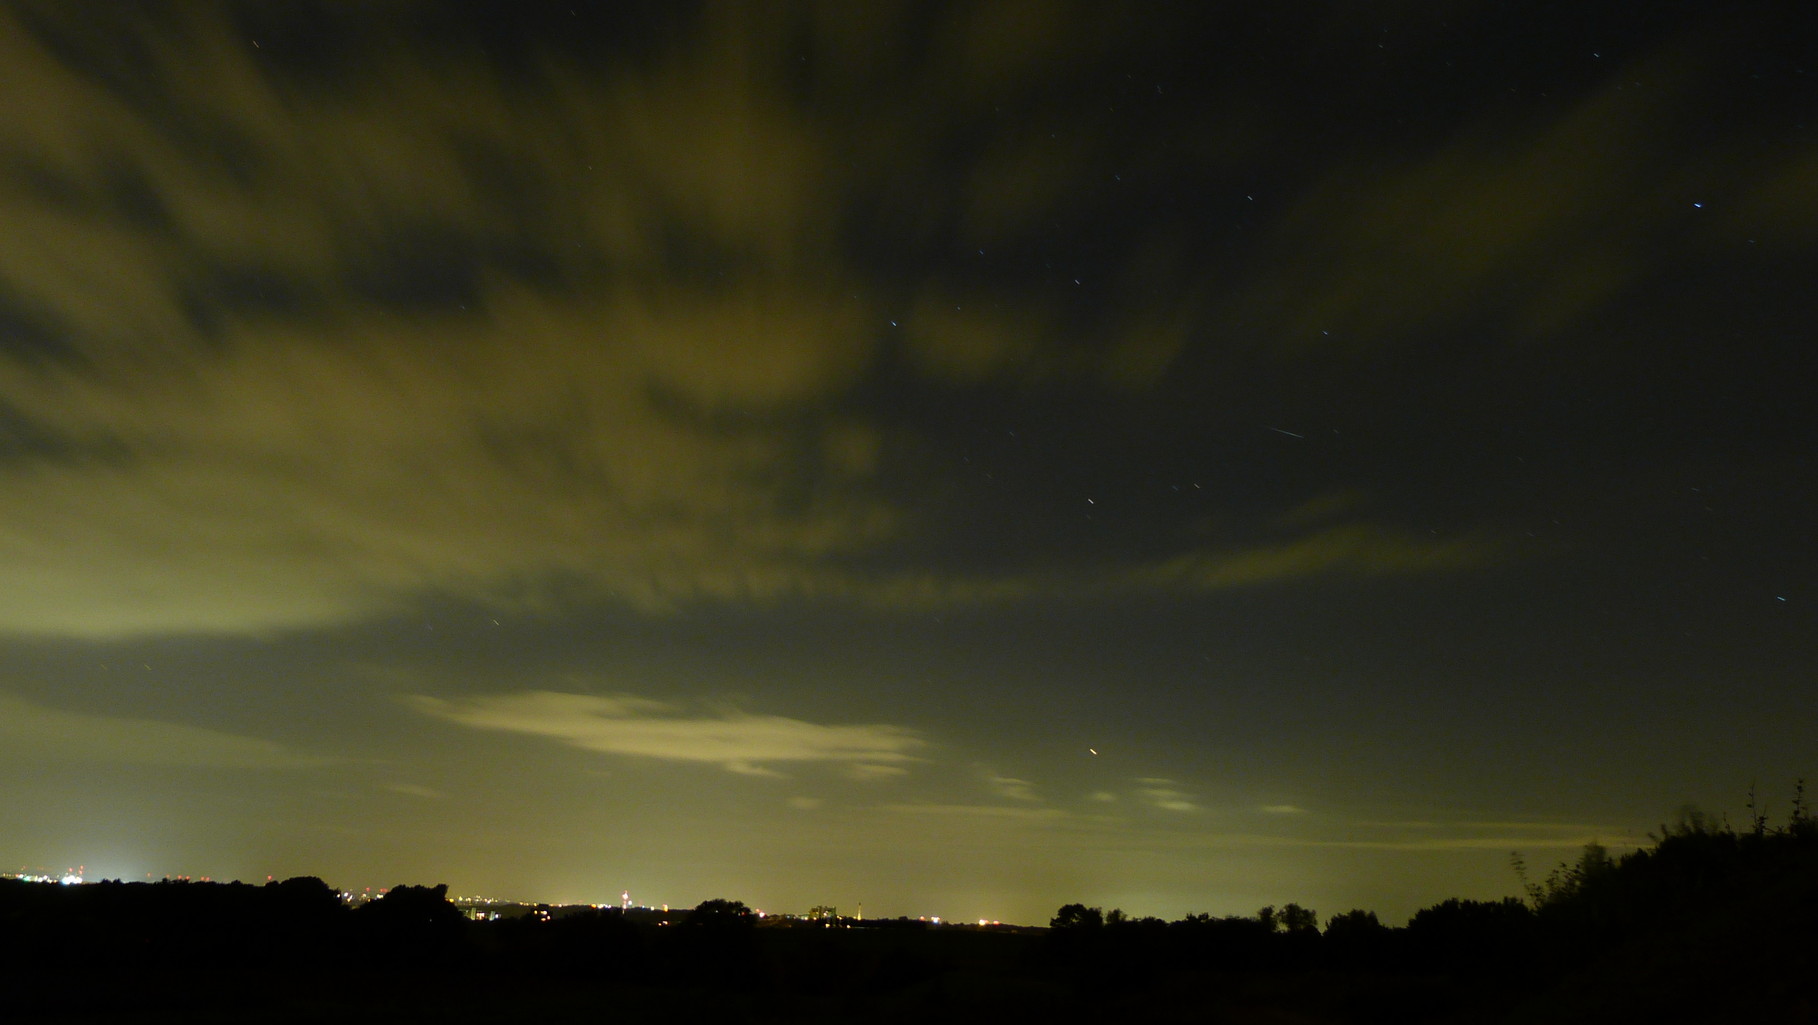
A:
[{"xmin": 2, "ymin": 1, "xmax": 1813, "ymax": 926}]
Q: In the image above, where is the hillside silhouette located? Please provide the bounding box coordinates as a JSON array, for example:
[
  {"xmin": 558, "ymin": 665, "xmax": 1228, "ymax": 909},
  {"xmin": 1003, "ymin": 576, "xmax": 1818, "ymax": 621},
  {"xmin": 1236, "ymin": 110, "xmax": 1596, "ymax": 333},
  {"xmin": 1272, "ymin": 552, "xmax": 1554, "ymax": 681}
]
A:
[{"xmin": 4, "ymin": 789, "xmax": 1813, "ymax": 1023}]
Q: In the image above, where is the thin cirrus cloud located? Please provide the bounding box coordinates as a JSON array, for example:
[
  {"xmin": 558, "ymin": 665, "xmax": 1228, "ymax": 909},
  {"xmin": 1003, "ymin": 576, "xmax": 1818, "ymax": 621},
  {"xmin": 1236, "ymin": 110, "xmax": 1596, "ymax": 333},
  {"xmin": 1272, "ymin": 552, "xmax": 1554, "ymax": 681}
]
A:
[
  {"xmin": 408, "ymin": 690, "xmax": 925, "ymax": 777},
  {"xmin": 1134, "ymin": 778, "xmax": 1200, "ymax": 813},
  {"xmin": 986, "ymin": 774, "xmax": 1041, "ymax": 802},
  {"xmin": 0, "ymin": 691, "xmax": 326, "ymax": 770}
]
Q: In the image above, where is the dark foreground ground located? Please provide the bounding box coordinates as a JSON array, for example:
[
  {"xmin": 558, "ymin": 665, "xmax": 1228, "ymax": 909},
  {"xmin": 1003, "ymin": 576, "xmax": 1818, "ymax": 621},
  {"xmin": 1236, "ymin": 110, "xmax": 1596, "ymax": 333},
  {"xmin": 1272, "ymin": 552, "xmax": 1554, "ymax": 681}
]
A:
[
  {"xmin": 6, "ymin": 816, "xmax": 1816, "ymax": 1023},
  {"xmin": 7, "ymin": 909, "xmax": 1813, "ymax": 1024}
]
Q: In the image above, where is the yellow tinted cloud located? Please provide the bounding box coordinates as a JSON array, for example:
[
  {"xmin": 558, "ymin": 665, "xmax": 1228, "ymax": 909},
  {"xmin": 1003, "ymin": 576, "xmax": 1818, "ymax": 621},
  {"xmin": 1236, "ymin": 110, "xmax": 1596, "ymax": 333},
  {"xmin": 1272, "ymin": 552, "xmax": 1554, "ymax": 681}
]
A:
[
  {"xmin": 0, "ymin": 6, "xmax": 902, "ymax": 637},
  {"xmin": 1127, "ymin": 524, "xmax": 1493, "ymax": 591},
  {"xmin": 0, "ymin": 691, "xmax": 326, "ymax": 769},
  {"xmin": 0, "ymin": 5, "xmax": 1508, "ymax": 639},
  {"xmin": 1135, "ymin": 778, "xmax": 1200, "ymax": 813},
  {"xmin": 410, "ymin": 690, "xmax": 926, "ymax": 775},
  {"xmin": 1252, "ymin": 44, "xmax": 1702, "ymax": 347}
]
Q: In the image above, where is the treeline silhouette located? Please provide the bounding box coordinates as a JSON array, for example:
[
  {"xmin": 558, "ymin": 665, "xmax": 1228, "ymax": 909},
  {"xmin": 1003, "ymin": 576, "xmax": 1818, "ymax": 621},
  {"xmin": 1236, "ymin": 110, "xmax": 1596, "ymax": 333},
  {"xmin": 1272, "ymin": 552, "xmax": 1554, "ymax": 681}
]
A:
[
  {"xmin": 1040, "ymin": 793, "xmax": 1818, "ymax": 1022},
  {"xmin": 4, "ymin": 791, "xmax": 1813, "ymax": 1023}
]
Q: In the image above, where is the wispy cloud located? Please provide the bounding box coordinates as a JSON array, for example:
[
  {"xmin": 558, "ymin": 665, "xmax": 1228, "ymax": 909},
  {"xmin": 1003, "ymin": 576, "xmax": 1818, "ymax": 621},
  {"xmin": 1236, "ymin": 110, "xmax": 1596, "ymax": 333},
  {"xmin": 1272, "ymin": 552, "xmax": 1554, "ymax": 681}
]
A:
[
  {"xmin": 0, "ymin": 691, "xmax": 326, "ymax": 770},
  {"xmin": 0, "ymin": 4, "xmax": 1512, "ymax": 640},
  {"xmin": 1240, "ymin": 41, "xmax": 1743, "ymax": 349},
  {"xmin": 1121, "ymin": 526, "xmax": 1494, "ymax": 591},
  {"xmin": 986, "ymin": 773, "xmax": 1041, "ymax": 802},
  {"xmin": 846, "ymin": 763, "xmax": 911, "ymax": 782},
  {"xmin": 409, "ymin": 690, "xmax": 924, "ymax": 776},
  {"xmin": 1135, "ymin": 778, "xmax": 1200, "ymax": 813},
  {"xmin": 876, "ymin": 803, "xmax": 1068, "ymax": 822},
  {"xmin": 1197, "ymin": 833, "xmax": 1647, "ymax": 853}
]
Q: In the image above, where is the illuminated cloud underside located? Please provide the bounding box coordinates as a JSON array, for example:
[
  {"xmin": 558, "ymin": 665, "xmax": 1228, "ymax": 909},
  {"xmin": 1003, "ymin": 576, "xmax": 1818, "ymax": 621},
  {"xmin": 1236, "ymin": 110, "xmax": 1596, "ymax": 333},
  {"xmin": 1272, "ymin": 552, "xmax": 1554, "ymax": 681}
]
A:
[
  {"xmin": 410, "ymin": 690, "xmax": 925, "ymax": 776},
  {"xmin": 0, "ymin": 3, "xmax": 1500, "ymax": 640}
]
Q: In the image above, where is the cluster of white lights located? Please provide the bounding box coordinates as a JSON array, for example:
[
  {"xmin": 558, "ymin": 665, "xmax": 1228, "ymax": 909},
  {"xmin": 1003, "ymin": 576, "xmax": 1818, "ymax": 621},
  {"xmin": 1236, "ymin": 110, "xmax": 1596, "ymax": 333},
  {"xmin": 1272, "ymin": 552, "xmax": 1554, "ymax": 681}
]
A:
[{"xmin": 6, "ymin": 870, "xmax": 85, "ymax": 886}]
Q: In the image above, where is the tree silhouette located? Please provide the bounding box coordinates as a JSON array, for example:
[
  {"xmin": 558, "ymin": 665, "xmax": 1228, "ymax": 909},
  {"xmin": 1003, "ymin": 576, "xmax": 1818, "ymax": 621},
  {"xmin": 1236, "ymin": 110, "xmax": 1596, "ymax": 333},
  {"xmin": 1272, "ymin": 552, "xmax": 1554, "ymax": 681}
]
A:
[
  {"xmin": 1406, "ymin": 896, "xmax": 1536, "ymax": 975},
  {"xmin": 1278, "ymin": 902, "xmax": 1318, "ymax": 935},
  {"xmin": 683, "ymin": 897, "xmax": 755, "ymax": 928},
  {"xmin": 262, "ymin": 875, "xmax": 342, "ymax": 921},
  {"xmin": 1049, "ymin": 903, "xmax": 1104, "ymax": 930}
]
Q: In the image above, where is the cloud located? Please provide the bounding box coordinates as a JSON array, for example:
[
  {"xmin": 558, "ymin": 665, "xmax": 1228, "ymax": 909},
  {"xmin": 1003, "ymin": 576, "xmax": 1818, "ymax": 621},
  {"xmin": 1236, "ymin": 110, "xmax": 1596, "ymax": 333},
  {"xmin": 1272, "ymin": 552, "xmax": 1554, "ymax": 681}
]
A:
[
  {"xmin": 0, "ymin": 691, "xmax": 326, "ymax": 770},
  {"xmin": 1127, "ymin": 811, "xmax": 1647, "ymax": 854},
  {"xmin": 1141, "ymin": 831, "xmax": 1646, "ymax": 853},
  {"xmin": 876, "ymin": 803, "xmax": 1068, "ymax": 822},
  {"xmin": 0, "ymin": 4, "xmax": 1518, "ymax": 640},
  {"xmin": 987, "ymin": 774, "xmax": 1041, "ymax": 802},
  {"xmin": 1134, "ymin": 778, "xmax": 1200, "ymax": 813},
  {"xmin": 846, "ymin": 763, "xmax": 911, "ymax": 782},
  {"xmin": 1260, "ymin": 804, "xmax": 1307, "ymax": 815},
  {"xmin": 1235, "ymin": 36, "xmax": 1768, "ymax": 350},
  {"xmin": 1121, "ymin": 525, "xmax": 1494, "ymax": 591},
  {"xmin": 1252, "ymin": 834, "xmax": 1646, "ymax": 852},
  {"xmin": 835, "ymin": 523, "xmax": 1493, "ymax": 612},
  {"xmin": 0, "ymin": 5, "xmax": 900, "ymax": 638},
  {"xmin": 409, "ymin": 690, "xmax": 925, "ymax": 776}
]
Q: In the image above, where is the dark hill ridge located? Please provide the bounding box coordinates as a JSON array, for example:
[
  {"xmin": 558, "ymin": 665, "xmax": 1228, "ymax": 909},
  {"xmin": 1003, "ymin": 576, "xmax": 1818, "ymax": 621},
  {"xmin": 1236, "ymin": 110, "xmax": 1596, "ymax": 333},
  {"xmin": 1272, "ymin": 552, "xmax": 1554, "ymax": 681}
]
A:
[{"xmin": 4, "ymin": 807, "xmax": 1814, "ymax": 1023}]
